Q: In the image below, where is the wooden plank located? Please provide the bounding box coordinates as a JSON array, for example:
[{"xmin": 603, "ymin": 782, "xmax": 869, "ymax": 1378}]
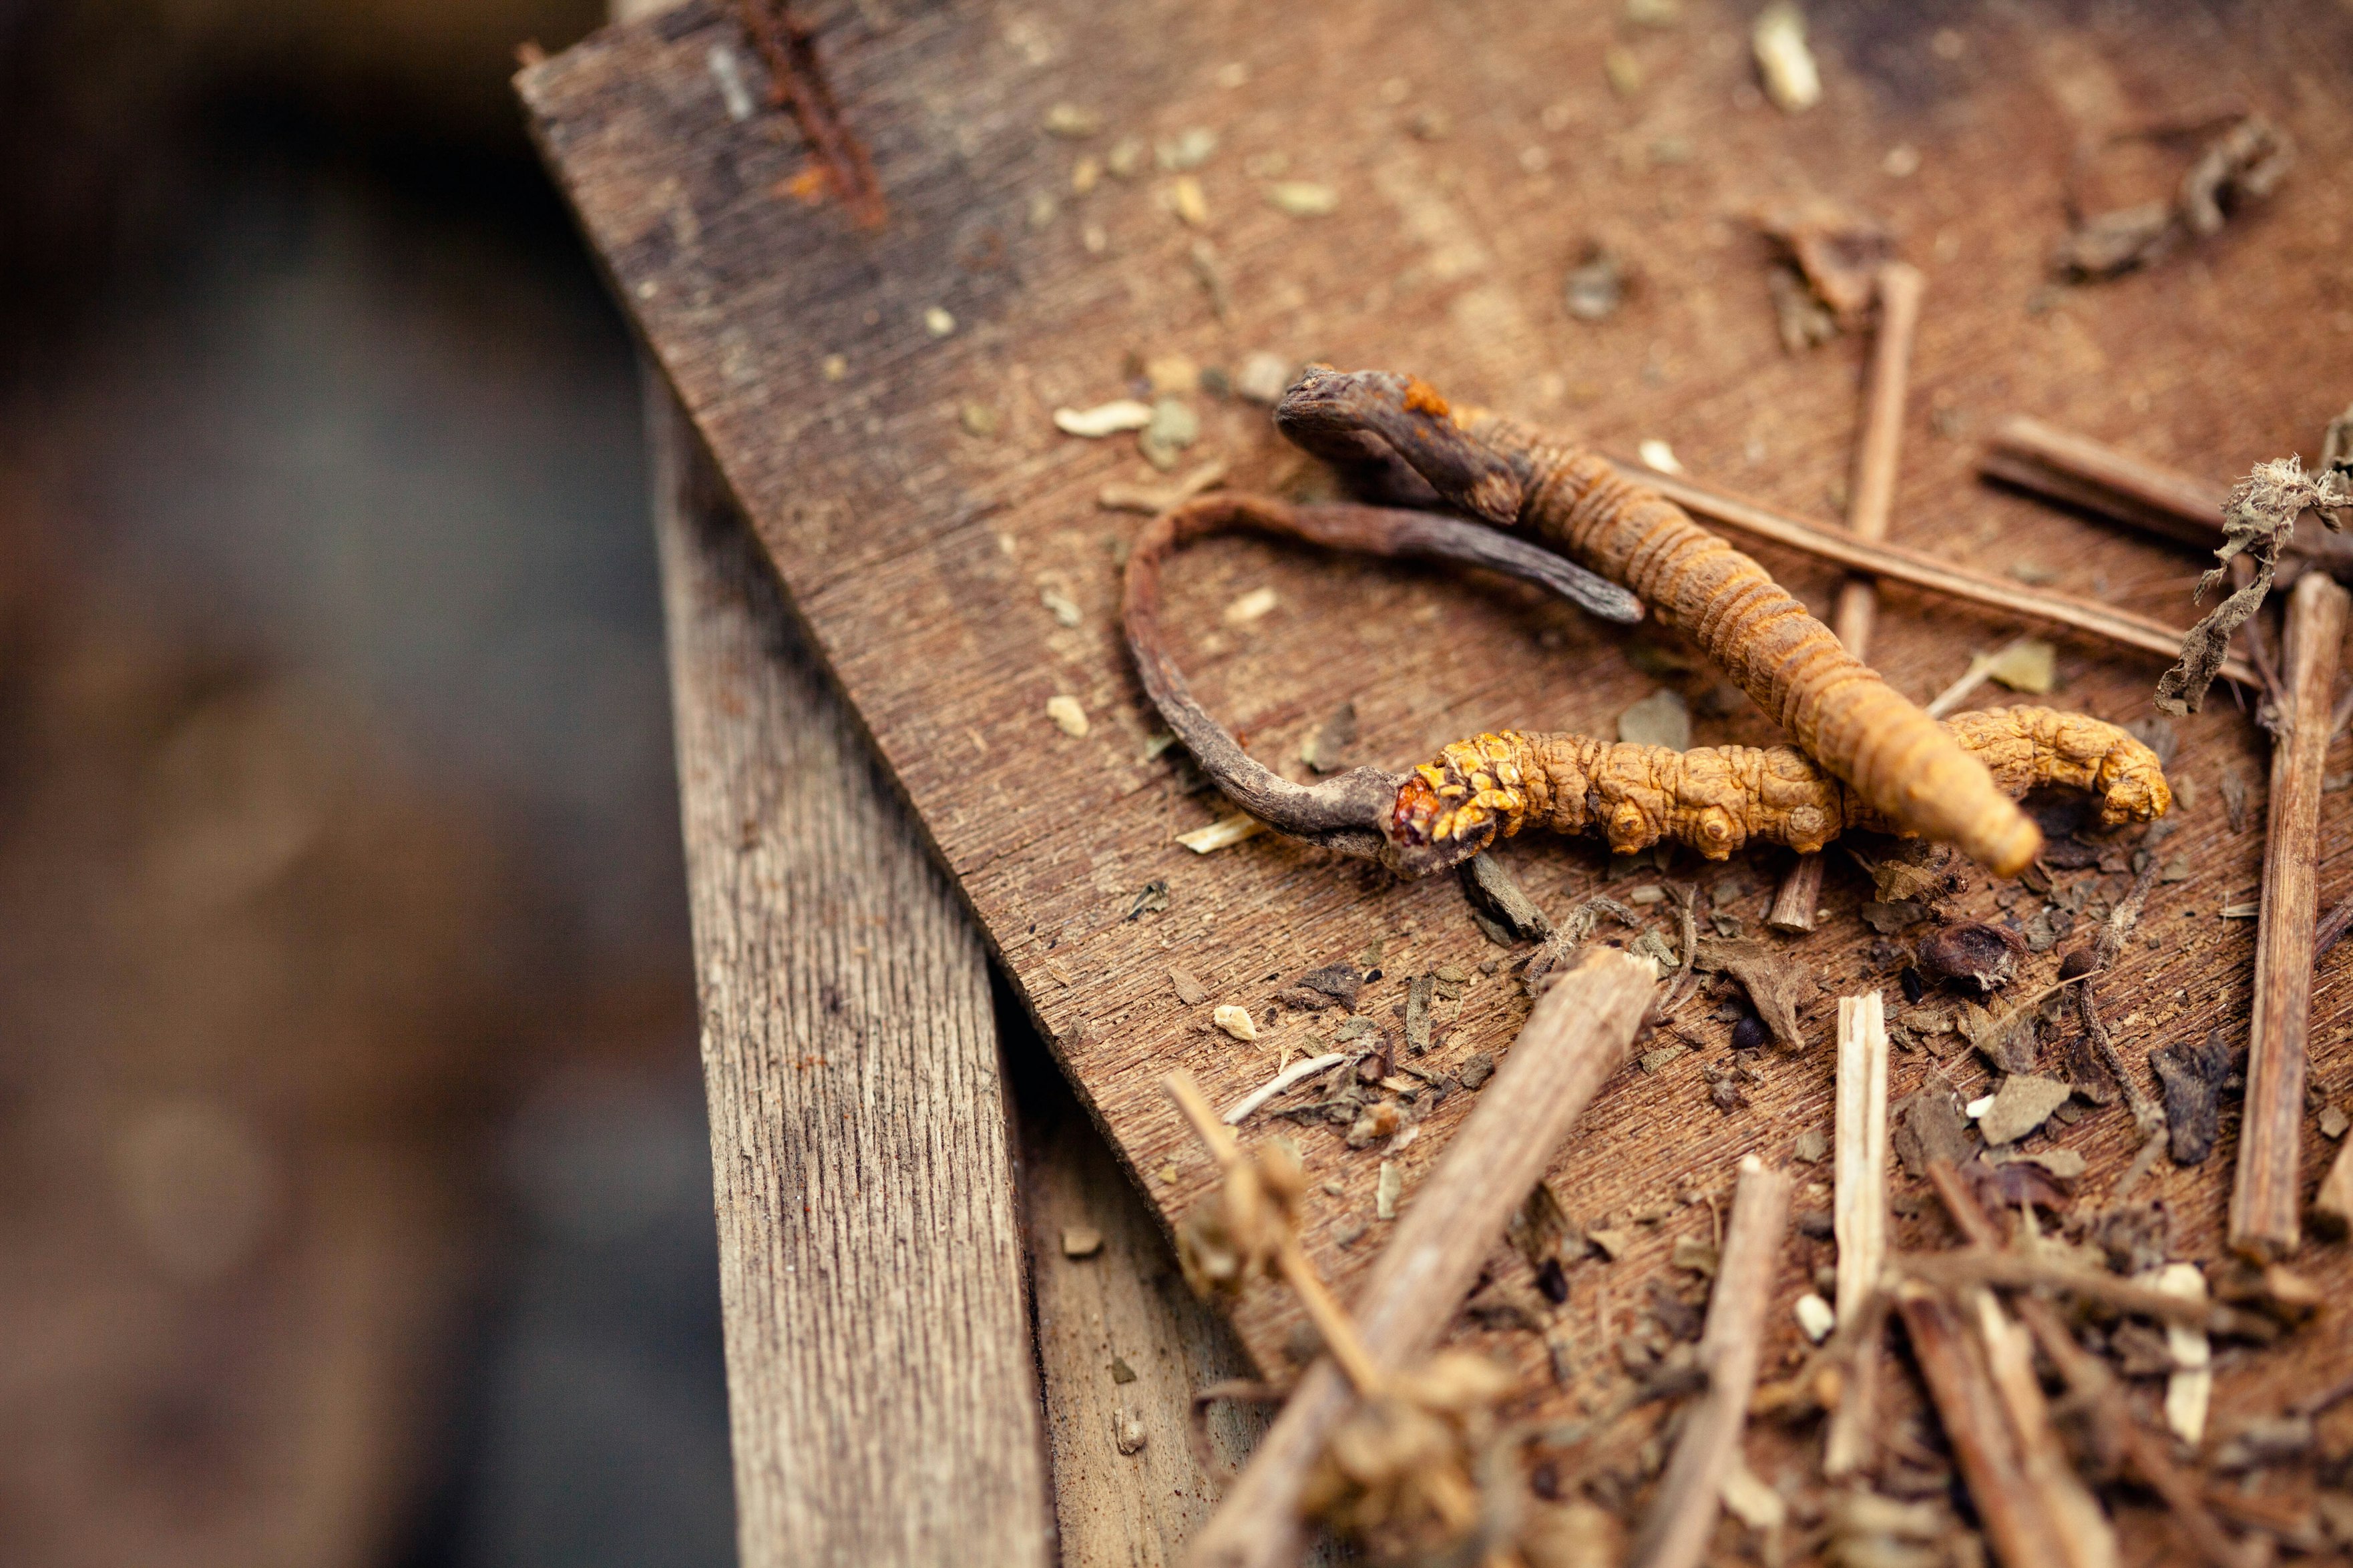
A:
[
  {"xmin": 650, "ymin": 384, "xmax": 1053, "ymax": 1566},
  {"xmin": 529, "ymin": 2, "xmax": 2353, "ymax": 1529},
  {"xmin": 1013, "ymin": 1035, "xmax": 1275, "ymax": 1568}
]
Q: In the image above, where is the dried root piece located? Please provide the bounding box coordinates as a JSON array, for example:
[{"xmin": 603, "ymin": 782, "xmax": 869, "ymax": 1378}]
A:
[
  {"xmin": 1388, "ymin": 706, "xmax": 2168, "ymax": 874},
  {"xmin": 1277, "ymin": 368, "xmax": 2052, "ymax": 874}
]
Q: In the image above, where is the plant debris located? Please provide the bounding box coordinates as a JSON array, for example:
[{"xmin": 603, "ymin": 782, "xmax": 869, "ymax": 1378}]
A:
[
  {"xmin": 1300, "ymin": 702, "xmax": 1358, "ymax": 773},
  {"xmin": 1563, "ymin": 245, "xmax": 1627, "ymax": 322},
  {"xmin": 1751, "ymin": 2, "xmax": 1822, "ymax": 113},
  {"xmin": 1761, "ymin": 203, "xmax": 1892, "ymax": 326},
  {"xmin": 1975, "ymin": 1073, "xmax": 2071, "ymax": 1144},
  {"xmin": 1915, "ymin": 921, "xmax": 2025, "ymax": 993},
  {"xmin": 1062, "ymin": 1225, "xmax": 1103, "ymax": 1258},
  {"xmin": 1054, "ymin": 399, "xmax": 1154, "ymax": 437},
  {"xmin": 1695, "ymin": 939, "xmax": 1809, "ymax": 1048},
  {"xmin": 2151, "ymin": 1029, "xmax": 2232, "ymax": 1163},
  {"xmin": 1460, "ymin": 852, "xmax": 1553, "ymax": 942},
  {"xmin": 2158, "ymin": 457, "xmax": 2351, "ymax": 713},
  {"xmin": 1213, "ymin": 1004, "xmax": 1260, "ymax": 1042},
  {"xmin": 1892, "ymin": 1070, "xmax": 1973, "ymax": 1175},
  {"xmin": 1277, "ymin": 963, "xmax": 1362, "ymax": 1013},
  {"xmin": 1169, "ymin": 966, "xmax": 1209, "ymax": 1006},
  {"xmin": 2055, "ymin": 112, "xmax": 2294, "ymax": 280}
]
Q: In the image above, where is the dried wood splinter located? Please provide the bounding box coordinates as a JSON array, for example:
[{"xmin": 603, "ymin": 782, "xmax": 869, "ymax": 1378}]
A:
[
  {"xmin": 1275, "ymin": 366, "xmax": 2069, "ymax": 874},
  {"xmin": 1125, "ymin": 498, "xmax": 2171, "ymax": 878}
]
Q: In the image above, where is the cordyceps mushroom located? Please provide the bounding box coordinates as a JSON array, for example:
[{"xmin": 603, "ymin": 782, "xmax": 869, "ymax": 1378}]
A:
[
  {"xmin": 1272, "ymin": 365, "xmax": 2082, "ymax": 876},
  {"xmin": 1122, "ymin": 494, "xmax": 2172, "ymax": 878}
]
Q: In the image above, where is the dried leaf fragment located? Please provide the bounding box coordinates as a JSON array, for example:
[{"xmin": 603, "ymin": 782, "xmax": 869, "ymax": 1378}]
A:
[
  {"xmin": 1168, "ymin": 967, "xmax": 1210, "ymax": 1005},
  {"xmin": 1301, "ymin": 702, "xmax": 1358, "ymax": 773},
  {"xmin": 1761, "ymin": 202, "xmax": 1891, "ymax": 325},
  {"xmin": 1061, "ymin": 1225, "xmax": 1104, "ymax": 1258},
  {"xmin": 1460, "ymin": 852, "xmax": 1553, "ymax": 941},
  {"xmin": 1974, "ymin": 1073, "xmax": 2071, "ymax": 1145},
  {"xmin": 1694, "ymin": 939, "xmax": 1809, "ymax": 1048},
  {"xmin": 2151, "ymin": 1029, "xmax": 2231, "ymax": 1163},
  {"xmin": 1213, "ymin": 1004, "xmax": 1259, "ymax": 1041},
  {"xmin": 1915, "ymin": 921, "xmax": 2025, "ymax": 993}
]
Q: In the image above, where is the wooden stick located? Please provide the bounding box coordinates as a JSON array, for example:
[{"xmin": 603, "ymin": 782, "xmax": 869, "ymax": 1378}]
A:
[
  {"xmin": 1928, "ymin": 1164, "xmax": 2246, "ymax": 1568},
  {"xmin": 1163, "ymin": 1072, "xmax": 1385, "ymax": 1395},
  {"xmin": 1832, "ymin": 993, "xmax": 1891, "ymax": 1324},
  {"xmin": 1896, "ymin": 1250, "xmax": 2275, "ymax": 1339},
  {"xmin": 1627, "ymin": 1154, "xmax": 1792, "ymax": 1568},
  {"xmin": 1914, "ymin": 1171, "xmax": 2113, "ymax": 1568},
  {"xmin": 1983, "ymin": 416, "xmax": 2353, "ymax": 575},
  {"xmin": 2231, "ymin": 569, "xmax": 2352, "ymax": 1260},
  {"xmin": 1182, "ymin": 947, "xmax": 1659, "ymax": 1568},
  {"xmin": 1822, "ymin": 992, "xmax": 1890, "ymax": 1479},
  {"xmin": 1766, "ymin": 856, "xmax": 1824, "ymax": 933},
  {"xmin": 1980, "ymin": 417, "xmax": 2232, "ymax": 550},
  {"xmin": 1819, "ymin": 1289, "xmax": 1888, "ymax": 1479},
  {"xmin": 1968, "ymin": 1290, "xmax": 2120, "ymax": 1568},
  {"xmin": 1831, "ymin": 262, "xmax": 1926, "ymax": 653},
  {"xmin": 1621, "ymin": 464, "xmax": 2260, "ymax": 690},
  {"xmin": 1894, "ymin": 1280, "xmax": 2071, "ymax": 1568}
]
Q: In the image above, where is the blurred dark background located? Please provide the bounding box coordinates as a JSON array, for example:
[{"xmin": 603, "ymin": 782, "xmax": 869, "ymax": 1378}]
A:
[{"xmin": 0, "ymin": 3, "xmax": 736, "ymax": 1564}]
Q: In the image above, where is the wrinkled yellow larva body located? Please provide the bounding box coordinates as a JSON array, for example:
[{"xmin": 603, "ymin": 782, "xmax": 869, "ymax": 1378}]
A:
[{"xmin": 1393, "ymin": 706, "xmax": 2169, "ymax": 862}]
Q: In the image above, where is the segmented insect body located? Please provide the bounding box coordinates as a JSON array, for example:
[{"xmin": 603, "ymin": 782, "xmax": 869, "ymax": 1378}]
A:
[{"xmin": 1389, "ymin": 706, "xmax": 2170, "ymax": 867}]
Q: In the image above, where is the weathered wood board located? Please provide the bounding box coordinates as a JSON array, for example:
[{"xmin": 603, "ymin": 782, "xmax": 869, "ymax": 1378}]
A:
[{"xmin": 525, "ymin": 0, "xmax": 2353, "ymax": 1541}]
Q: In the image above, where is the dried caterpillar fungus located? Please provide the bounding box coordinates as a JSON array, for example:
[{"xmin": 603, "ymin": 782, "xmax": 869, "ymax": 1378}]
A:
[
  {"xmin": 1276, "ymin": 367, "xmax": 2050, "ymax": 875},
  {"xmin": 1389, "ymin": 706, "xmax": 2170, "ymax": 872}
]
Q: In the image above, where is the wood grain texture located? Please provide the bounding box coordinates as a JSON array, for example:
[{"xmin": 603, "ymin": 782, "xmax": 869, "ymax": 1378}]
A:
[
  {"xmin": 525, "ymin": 4, "xmax": 2353, "ymax": 1544},
  {"xmin": 650, "ymin": 385, "xmax": 1052, "ymax": 1567},
  {"xmin": 2230, "ymin": 569, "xmax": 2350, "ymax": 1259}
]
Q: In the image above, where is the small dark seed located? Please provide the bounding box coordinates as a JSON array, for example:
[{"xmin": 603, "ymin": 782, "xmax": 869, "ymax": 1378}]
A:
[
  {"xmin": 1900, "ymin": 966, "xmax": 1927, "ymax": 1004},
  {"xmin": 1535, "ymin": 1256, "xmax": 1569, "ymax": 1304},
  {"xmin": 1730, "ymin": 1011, "xmax": 1770, "ymax": 1051},
  {"xmin": 2058, "ymin": 947, "xmax": 2097, "ymax": 981}
]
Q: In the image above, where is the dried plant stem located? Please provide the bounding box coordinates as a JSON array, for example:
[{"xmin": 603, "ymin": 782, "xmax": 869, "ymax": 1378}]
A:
[
  {"xmin": 1980, "ymin": 417, "xmax": 2232, "ymax": 551},
  {"xmin": 1832, "ymin": 993, "xmax": 1891, "ymax": 1324},
  {"xmin": 2231, "ymin": 569, "xmax": 2351, "ymax": 1259},
  {"xmin": 1896, "ymin": 1251, "xmax": 2274, "ymax": 1339},
  {"xmin": 1822, "ymin": 993, "xmax": 1890, "ymax": 1479},
  {"xmin": 1983, "ymin": 415, "xmax": 2353, "ymax": 573},
  {"xmin": 1627, "ymin": 465, "xmax": 2259, "ymax": 690},
  {"xmin": 1929, "ymin": 1164, "xmax": 2244, "ymax": 1568},
  {"xmin": 1831, "ymin": 262, "xmax": 1926, "ymax": 652},
  {"xmin": 1163, "ymin": 1073, "xmax": 1384, "ymax": 1394},
  {"xmin": 1893, "ymin": 1280, "xmax": 2073, "ymax": 1568},
  {"xmin": 2081, "ymin": 857, "xmax": 2167, "ymax": 1142},
  {"xmin": 1627, "ymin": 1154, "xmax": 1792, "ymax": 1568},
  {"xmin": 1182, "ymin": 947, "xmax": 1659, "ymax": 1568},
  {"xmin": 1820, "ymin": 1288, "xmax": 1888, "ymax": 1479}
]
